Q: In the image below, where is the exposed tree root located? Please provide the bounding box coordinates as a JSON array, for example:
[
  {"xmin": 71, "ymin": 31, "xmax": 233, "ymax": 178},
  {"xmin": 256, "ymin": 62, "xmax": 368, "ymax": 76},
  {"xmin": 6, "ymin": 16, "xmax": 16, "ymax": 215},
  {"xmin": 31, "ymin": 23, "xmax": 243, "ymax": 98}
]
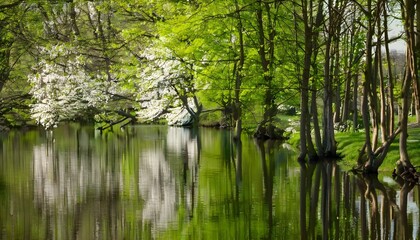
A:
[
  {"xmin": 393, "ymin": 164, "xmax": 420, "ymax": 184},
  {"xmin": 253, "ymin": 124, "xmax": 287, "ymax": 140}
]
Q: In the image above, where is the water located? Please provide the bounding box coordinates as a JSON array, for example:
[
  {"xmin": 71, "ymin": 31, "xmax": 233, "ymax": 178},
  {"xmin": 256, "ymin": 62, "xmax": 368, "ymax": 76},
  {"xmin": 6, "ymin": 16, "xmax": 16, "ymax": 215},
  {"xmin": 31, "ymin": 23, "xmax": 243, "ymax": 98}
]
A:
[{"xmin": 0, "ymin": 124, "xmax": 418, "ymax": 239}]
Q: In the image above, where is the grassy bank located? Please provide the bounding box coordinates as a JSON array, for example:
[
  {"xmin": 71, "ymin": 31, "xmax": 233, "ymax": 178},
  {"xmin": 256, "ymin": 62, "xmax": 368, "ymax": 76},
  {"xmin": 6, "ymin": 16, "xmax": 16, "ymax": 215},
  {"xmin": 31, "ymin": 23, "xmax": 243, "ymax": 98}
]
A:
[{"xmin": 336, "ymin": 126, "xmax": 420, "ymax": 171}]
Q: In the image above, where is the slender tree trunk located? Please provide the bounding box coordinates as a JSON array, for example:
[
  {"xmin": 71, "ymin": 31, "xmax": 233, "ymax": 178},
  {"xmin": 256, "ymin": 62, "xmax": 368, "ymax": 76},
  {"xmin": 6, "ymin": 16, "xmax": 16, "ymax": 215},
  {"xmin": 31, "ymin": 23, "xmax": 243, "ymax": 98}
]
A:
[
  {"xmin": 299, "ymin": 0, "xmax": 319, "ymax": 160},
  {"xmin": 311, "ymin": 80, "xmax": 323, "ymax": 156},
  {"xmin": 322, "ymin": 0, "xmax": 337, "ymax": 157},
  {"xmin": 396, "ymin": 0, "xmax": 416, "ymax": 174},
  {"xmin": 312, "ymin": 1, "xmax": 324, "ymax": 157},
  {"xmin": 299, "ymin": 4, "xmax": 310, "ymax": 159},
  {"xmin": 233, "ymin": 0, "xmax": 244, "ymax": 139},
  {"xmin": 361, "ymin": 0, "xmax": 375, "ymax": 170},
  {"xmin": 414, "ymin": 1, "xmax": 420, "ymax": 123},
  {"xmin": 353, "ymin": 74, "xmax": 359, "ymax": 132},
  {"xmin": 333, "ymin": 25, "xmax": 341, "ymax": 124},
  {"xmin": 415, "ymin": 0, "xmax": 420, "ymax": 123},
  {"xmin": 383, "ymin": 4, "xmax": 395, "ymax": 137},
  {"xmin": 376, "ymin": 3, "xmax": 387, "ymax": 143},
  {"xmin": 342, "ymin": 29, "xmax": 354, "ymax": 125}
]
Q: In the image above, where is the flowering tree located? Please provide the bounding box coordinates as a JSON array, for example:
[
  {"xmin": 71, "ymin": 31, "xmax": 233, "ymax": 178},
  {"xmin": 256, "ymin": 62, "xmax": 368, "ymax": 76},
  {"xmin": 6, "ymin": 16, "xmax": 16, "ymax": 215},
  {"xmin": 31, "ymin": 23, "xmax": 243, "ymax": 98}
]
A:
[
  {"xmin": 136, "ymin": 45, "xmax": 202, "ymax": 126},
  {"xmin": 28, "ymin": 45, "xmax": 108, "ymax": 128}
]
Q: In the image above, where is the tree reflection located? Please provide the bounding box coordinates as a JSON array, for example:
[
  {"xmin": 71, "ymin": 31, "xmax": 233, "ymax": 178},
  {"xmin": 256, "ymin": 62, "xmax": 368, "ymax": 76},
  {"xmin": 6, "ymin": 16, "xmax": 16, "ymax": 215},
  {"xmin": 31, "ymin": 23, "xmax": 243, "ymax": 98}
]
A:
[
  {"xmin": 300, "ymin": 162, "xmax": 419, "ymax": 239},
  {"xmin": 5, "ymin": 124, "xmax": 420, "ymax": 239},
  {"xmin": 140, "ymin": 127, "xmax": 201, "ymax": 235},
  {"xmin": 21, "ymin": 124, "xmax": 204, "ymax": 239},
  {"xmin": 255, "ymin": 139, "xmax": 278, "ymax": 239}
]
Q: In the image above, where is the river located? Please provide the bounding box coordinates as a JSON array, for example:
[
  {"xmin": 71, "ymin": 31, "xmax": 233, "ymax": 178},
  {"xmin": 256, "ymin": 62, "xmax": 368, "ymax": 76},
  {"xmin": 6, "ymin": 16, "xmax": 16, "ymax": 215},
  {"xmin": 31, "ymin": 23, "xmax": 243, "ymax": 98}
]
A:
[{"xmin": 0, "ymin": 124, "xmax": 418, "ymax": 239}]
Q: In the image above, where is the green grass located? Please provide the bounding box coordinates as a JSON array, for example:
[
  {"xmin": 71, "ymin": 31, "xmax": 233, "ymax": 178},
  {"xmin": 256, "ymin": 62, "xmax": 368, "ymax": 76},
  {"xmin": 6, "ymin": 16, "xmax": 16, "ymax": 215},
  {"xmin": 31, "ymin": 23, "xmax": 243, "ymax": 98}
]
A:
[
  {"xmin": 336, "ymin": 127, "xmax": 420, "ymax": 171},
  {"xmin": 286, "ymin": 126, "xmax": 420, "ymax": 172}
]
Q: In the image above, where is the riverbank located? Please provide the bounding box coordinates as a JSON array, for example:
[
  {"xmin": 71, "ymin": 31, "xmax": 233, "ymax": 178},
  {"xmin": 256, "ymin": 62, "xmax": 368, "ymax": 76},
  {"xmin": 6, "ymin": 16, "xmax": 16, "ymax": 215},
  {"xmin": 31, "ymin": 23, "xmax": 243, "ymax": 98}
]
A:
[{"xmin": 336, "ymin": 126, "xmax": 420, "ymax": 171}]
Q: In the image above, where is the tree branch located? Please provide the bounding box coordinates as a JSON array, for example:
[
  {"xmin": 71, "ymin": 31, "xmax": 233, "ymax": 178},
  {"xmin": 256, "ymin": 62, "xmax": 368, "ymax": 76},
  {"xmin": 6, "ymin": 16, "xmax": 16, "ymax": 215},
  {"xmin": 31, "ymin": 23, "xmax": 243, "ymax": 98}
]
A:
[{"xmin": 0, "ymin": 1, "xmax": 21, "ymax": 10}]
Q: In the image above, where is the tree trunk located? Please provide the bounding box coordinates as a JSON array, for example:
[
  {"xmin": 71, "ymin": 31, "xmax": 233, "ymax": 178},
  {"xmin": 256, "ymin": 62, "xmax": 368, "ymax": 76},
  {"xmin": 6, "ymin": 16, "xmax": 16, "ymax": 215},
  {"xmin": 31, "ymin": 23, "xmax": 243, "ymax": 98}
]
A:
[
  {"xmin": 298, "ymin": 0, "xmax": 320, "ymax": 160},
  {"xmin": 361, "ymin": 0, "xmax": 375, "ymax": 168},
  {"xmin": 322, "ymin": 0, "xmax": 337, "ymax": 157},
  {"xmin": 254, "ymin": 0, "xmax": 279, "ymax": 139},
  {"xmin": 233, "ymin": 0, "xmax": 244, "ymax": 139},
  {"xmin": 353, "ymin": 74, "xmax": 359, "ymax": 131},
  {"xmin": 376, "ymin": 6, "xmax": 388, "ymax": 143},
  {"xmin": 342, "ymin": 29, "xmax": 353, "ymax": 125},
  {"xmin": 416, "ymin": 0, "xmax": 420, "ymax": 123},
  {"xmin": 383, "ymin": 4, "xmax": 395, "ymax": 137},
  {"xmin": 333, "ymin": 24, "xmax": 341, "ymax": 124},
  {"xmin": 311, "ymin": 80, "xmax": 323, "ymax": 157},
  {"xmin": 396, "ymin": 0, "xmax": 416, "ymax": 175}
]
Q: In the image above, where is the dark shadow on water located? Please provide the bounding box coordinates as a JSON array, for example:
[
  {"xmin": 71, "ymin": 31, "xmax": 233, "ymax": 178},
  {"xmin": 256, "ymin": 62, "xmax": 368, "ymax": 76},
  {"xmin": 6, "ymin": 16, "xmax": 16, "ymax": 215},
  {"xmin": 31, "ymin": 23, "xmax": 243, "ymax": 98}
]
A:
[{"xmin": 300, "ymin": 161, "xmax": 419, "ymax": 240}]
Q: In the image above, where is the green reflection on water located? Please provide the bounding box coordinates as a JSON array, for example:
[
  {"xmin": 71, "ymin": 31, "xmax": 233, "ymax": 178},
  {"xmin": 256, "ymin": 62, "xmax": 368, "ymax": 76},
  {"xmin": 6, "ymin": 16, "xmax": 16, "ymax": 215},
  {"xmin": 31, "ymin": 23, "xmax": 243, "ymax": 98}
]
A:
[{"xmin": 0, "ymin": 124, "xmax": 419, "ymax": 239}]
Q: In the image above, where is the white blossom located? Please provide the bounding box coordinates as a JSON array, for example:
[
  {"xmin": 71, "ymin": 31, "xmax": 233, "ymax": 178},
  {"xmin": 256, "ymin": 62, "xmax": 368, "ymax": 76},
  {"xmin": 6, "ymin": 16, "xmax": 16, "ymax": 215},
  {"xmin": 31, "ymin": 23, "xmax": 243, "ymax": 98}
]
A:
[
  {"xmin": 28, "ymin": 44, "xmax": 109, "ymax": 128},
  {"xmin": 136, "ymin": 45, "xmax": 196, "ymax": 124}
]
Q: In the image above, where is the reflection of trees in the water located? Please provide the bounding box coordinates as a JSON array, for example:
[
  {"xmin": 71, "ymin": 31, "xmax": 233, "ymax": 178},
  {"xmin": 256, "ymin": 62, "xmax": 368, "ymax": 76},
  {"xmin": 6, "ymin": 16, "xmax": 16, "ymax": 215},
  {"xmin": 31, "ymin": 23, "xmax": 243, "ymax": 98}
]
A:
[
  {"xmin": 29, "ymin": 125, "xmax": 201, "ymax": 239},
  {"xmin": 170, "ymin": 126, "xmax": 200, "ymax": 221},
  {"xmin": 254, "ymin": 140, "xmax": 299, "ymax": 239},
  {"xmin": 12, "ymin": 125, "xmax": 420, "ymax": 239},
  {"xmin": 300, "ymin": 162, "xmax": 420, "ymax": 239},
  {"xmin": 139, "ymin": 127, "xmax": 200, "ymax": 235},
  {"xmin": 33, "ymin": 128, "xmax": 123, "ymax": 239},
  {"xmin": 139, "ymin": 147, "xmax": 176, "ymax": 231},
  {"xmin": 255, "ymin": 140, "xmax": 275, "ymax": 239}
]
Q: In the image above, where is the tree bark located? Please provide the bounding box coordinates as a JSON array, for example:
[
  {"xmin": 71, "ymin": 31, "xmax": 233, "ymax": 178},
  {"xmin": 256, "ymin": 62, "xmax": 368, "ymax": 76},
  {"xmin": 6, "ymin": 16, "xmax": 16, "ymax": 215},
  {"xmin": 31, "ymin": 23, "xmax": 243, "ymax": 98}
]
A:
[
  {"xmin": 255, "ymin": 0, "xmax": 278, "ymax": 138},
  {"xmin": 383, "ymin": 4, "xmax": 395, "ymax": 137},
  {"xmin": 376, "ymin": 2, "xmax": 387, "ymax": 143},
  {"xmin": 360, "ymin": 0, "xmax": 375, "ymax": 168},
  {"xmin": 396, "ymin": 0, "xmax": 416, "ymax": 175},
  {"xmin": 233, "ymin": 0, "xmax": 245, "ymax": 139},
  {"xmin": 299, "ymin": 0, "xmax": 320, "ymax": 160},
  {"xmin": 322, "ymin": 0, "xmax": 337, "ymax": 157},
  {"xmin": 353, "ymin": 74, "xmax": 359, "ymax": 132},
  {"xmin": 341, "ymin": 21, "xmax": 355, "ymax": 125}
]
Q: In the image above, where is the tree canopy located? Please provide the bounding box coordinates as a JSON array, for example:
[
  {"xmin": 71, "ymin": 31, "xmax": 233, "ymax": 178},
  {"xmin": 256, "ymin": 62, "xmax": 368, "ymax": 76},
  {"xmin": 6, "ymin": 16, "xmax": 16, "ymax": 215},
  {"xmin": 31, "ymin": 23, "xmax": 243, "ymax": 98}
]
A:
[{"xmin": 1, "ymin": 0, "xmax": 419, "ymax": 175}]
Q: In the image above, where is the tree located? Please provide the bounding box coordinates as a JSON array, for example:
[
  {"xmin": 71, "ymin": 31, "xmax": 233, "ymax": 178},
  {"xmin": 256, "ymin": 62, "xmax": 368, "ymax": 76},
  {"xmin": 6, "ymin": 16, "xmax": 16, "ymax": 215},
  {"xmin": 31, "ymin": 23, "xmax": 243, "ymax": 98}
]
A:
[
  {"xmin": 395, "ymin": 0, "xmax": 416, "ymax": 175},
  {"xmin": 0, "ymin": 1, "xmax": 33, "ymax": 127},
  {"xmin": 298, "ymin": 0, "xmax": 321, "ymax": 160},
  {"xmin": 137, "ymin": 45, "xmax": 203, "ymax": 126},
  {"xmin": 232, "ymin": 0, "xmax": 245, "ymax": 139},
  {"xmin": 28, "ymin": 45, "xmax": 109, "ymax": 128},
  {"xmin": 253, "ymin": 0, "xmax": 280, "ymax": 138},
  {"xmin": 352, "ymin": 0, "xmax": 420, "ymax": 176},
  {"xmin": 22, "ymin": 1, "xmax": 140, "ymax": 128}
]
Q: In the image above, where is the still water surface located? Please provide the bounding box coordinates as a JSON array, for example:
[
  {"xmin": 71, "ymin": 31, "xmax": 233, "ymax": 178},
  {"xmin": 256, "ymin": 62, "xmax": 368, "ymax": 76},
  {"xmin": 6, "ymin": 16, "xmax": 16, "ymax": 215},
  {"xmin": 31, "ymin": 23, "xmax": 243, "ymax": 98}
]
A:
[{"xmin": 0, "ymin": 124, "xmax": 419, "ymax": 239}]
